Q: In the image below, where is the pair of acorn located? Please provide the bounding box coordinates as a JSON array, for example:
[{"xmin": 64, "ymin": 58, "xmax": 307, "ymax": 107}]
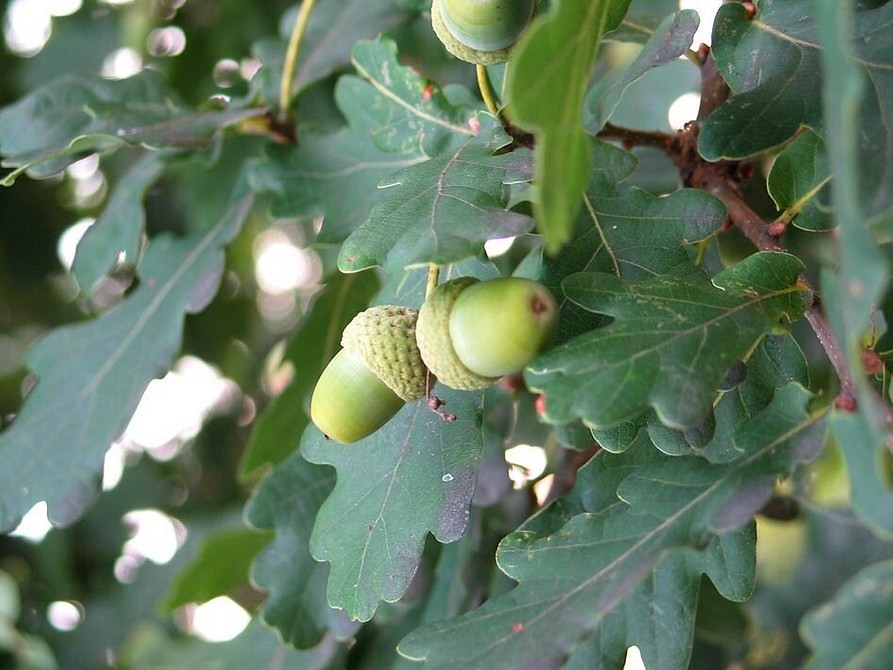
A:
[{"xmin": 311, "ymin": 276, "xmax": 557, "ymax": 443}]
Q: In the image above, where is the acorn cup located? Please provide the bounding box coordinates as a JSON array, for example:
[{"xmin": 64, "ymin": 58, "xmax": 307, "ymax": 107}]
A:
[
  {"xmin": 416, "ymin": 276, "xmax": 558, "ymax": 390},
  {"xmin": 431, "ymin": 0, "xmax": 536, "ymax": 65},
  {"xmin": 310, "ymin": 306, "xmax": 428, "ymax": 444}
]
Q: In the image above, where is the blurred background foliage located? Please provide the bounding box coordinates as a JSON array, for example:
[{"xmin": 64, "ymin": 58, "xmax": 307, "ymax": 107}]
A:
[
  {"xmin": 1, "ymin": 1, "xmax": 888, "ymax": 669},
  {"xmin": 0, "ymin": 2, "xmax": 310, "ymax": 667},
  {"xmin": 0, "ymin": 1, "xmax": 482, "ymax": 667}
]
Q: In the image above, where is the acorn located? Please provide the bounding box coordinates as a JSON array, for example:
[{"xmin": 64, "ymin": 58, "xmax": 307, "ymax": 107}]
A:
[
  {"xmin": 310, "ymin": 306, "xmax": 427, "ymax": 444},
  {"xmin": 431, "ymin": 0, "xmax": 536, "ymax": 65},
  {"xmin": 416, "ymin": 277, "xmax": 558, "ymax": 390}
]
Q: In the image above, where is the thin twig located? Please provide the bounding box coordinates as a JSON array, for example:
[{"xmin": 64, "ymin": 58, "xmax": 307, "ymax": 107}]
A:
[
  {"xmin": 278, "ymin": 0, "xmax": 318, "ymax": 124},
  {"xmin": 597, "ymin": 122, "xmax": 673, "ymax": 151}
]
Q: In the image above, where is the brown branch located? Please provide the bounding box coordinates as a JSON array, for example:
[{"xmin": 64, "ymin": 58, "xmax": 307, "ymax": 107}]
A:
[
  {"xmin": 696, "ymin": 47, "xmax": 730, "ymax": 122},
  {"xmin": 548, "ymin": 50, "xmax": 863, "ymax": 411},
  {"xmin": 596, "ymin": 122, "xmax": 673, "ymax": 151},
  {"xmin": 681, "ymin": 43, "xmax": 859, "ymax": 408},
  {"xmin": 508, "ymin": 37, "xmax": 866, "ymax": 414}
]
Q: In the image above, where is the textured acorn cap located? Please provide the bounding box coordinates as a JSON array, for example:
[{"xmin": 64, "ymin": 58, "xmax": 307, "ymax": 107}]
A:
[
  {"xmin": 341, "ymin": 305, "xmax": 427, "ymax": 401},
  {"xmin": 430, "ymin": 0, "xmax": 512, "ymax": 65},
  {"xmin": 416, "ymin": 277, "xmax": 497, "ymax": 390}
]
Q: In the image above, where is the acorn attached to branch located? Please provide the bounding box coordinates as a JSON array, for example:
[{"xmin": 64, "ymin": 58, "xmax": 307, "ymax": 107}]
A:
[
  {"xmin": 310, "ymin": 306, "xmax": 427, "ymax": 444},
  {"xmin": 416, "ymin": 276, "xmax": 558, "ymax": 390},
  {"xmin": 431, "ymin": 0, "xmax": 536, "ymax": 65}
]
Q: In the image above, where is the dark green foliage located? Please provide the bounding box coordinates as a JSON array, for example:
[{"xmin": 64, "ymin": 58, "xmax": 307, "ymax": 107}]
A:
[{"xmin": 0, "ymin": 1, "xmax": 891, "ymax": 668}]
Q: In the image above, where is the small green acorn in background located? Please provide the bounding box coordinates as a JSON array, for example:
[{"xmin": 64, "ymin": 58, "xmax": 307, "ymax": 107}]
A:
[
  {"xmin": 431, "ymin": 0, "xmax": 536, "ymax": 64},
  {"xmin": 416, "ymin": 276, "xmax": 558, "ymax": 390},
  {"xmin": 310, "ymin": 306, "xmax": 427, "ymax": 444}
]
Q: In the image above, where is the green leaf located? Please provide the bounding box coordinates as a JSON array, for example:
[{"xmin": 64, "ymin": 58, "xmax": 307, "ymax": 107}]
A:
[
  {"xmin": 519, "ymin": 437, "xmax": 754, "ymax": 669},
  {"xmin": 302, "ymin": 385, "xmax": 484, "ymax": 622},
  {"xmin": 372, "ymin": 257, "xmax": 502, "ymax": 308},
  {"xmin": 607, "ymin": 58, "xmax": 700, "ymax": 135},
  {"xmin": 701, "ymin": 0, "xmax": 893, "ymax": 225},
  {"xmin": 527, "ymin": 252, "xmax": 810, "ymax": 430},
  {"xmin": 537, "ymin": 138, "xmax": 726, "ymax": 343},
  {"xmin": 828, "ymin": 0, "xmax": 893, "ymax": 234},
  {"xmin": 245, "ymin": 452, "xmax": 357, "ymax": 647},
  {"xmin": 699, "ymin": 0, "xmax": 821, "ymax": 159},
  {"xmin": 829, "ymin": 408, "xmax": 893, "ymax": 537},
  {"xmin": 249, "ymin": 128, "xmax": 425, "ymax": 243},
  {"xmin": 336, "ymin": 39, "xmax": 477, "ymax": 157},
  {"xmin": 747, "ymin": 508, "xmax": 893, "ymax": 668},
  {"xmin": 253, "ymin": 0, "xmax": 409, "ymax": 104},
  {"xmin": 413, "ymin": 521, "xmax": 477, "ymax": 626},
  {"xmin": 767, "ymin": 128, "xmax": 833, "ymax": 231},
  {"xmin": 71, "ymin": 152, "xmax": 165, "ymax": 293},
  {"xmin": 802, "ymin": 560, "xmax": 893, "ymax": 669},
  {"xmin": 163, "ymin": 529, "xmax": 272, "ymax": 612},
  {"xmin": 399, "ymin": 384, "xmax": 823, "ymax": 667},
  {"xmin": 607, "ymin": 0, "xmax": 683, "ymax": 43},
  {"xmin": 120, "ymin": 619, "xmax": 344, "ymax": 669},
  {"xmin": 592, "ymin": 419, "xmax": 643, "ymax": 453},
  {"xmin": 815, "ymin": 0, "xmax": 893, "ymax": 536},
  {"xmin": 650, "ymin": 334, "xmax": 809, "ymax": 463},
  {"xmin": 0, "ymin": 193, "xmax": 253, "ymax": 531},
  {"xmin": 587, "ymin": 9, "xmax": 699, "ymax": 130},
  {"xmin": 338, "ymin": 115, "xmax": 534, "ymax": 277},
  {"xmin": 564, "ymin": 542, "xmax": 753, "ymax": 670},
  {"xmin": 505, "ymin": 0, "xmax": 632, "ymax": 253},
  {"xmin": 250, "ymin": 37, "xmax": 482, "ymax": 244},
  {"xmin": 347, "ymin": 521, "xmax": 482, "ymax": 670},
  {"xmin": 0, "ymin": 70, "xmax": 262, "ymax": 183},
  {"xmin": 240, "ymin": 271, "xmax": 381, "ymax": 478}
]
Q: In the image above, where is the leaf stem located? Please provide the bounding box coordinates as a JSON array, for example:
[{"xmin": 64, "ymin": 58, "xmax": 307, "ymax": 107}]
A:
[
  {"xmin": 476, "ymin": 64, "xmax": 501, "ymax": 118},
  {"xmin": 278, "ymin": 0, "xmax": 318, "ymax": 124}
]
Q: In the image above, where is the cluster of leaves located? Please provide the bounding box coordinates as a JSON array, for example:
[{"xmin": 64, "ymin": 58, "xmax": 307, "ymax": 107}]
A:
[{"xmin": 1, "ymin": 0, "xmax": 893, "ymax": 668}]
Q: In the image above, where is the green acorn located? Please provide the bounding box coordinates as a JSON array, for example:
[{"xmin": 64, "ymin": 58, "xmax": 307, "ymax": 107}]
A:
[
  {"xmin": 416, "ymin": 276, "xmax": 558, "ymax": 390},
  {"xmin": 431, "ymin": 0, "xmax": 535, "ymax": 65},
  {"xmin": 310, "ymin": 306, "xmax": 427, "ymax": 444}
]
